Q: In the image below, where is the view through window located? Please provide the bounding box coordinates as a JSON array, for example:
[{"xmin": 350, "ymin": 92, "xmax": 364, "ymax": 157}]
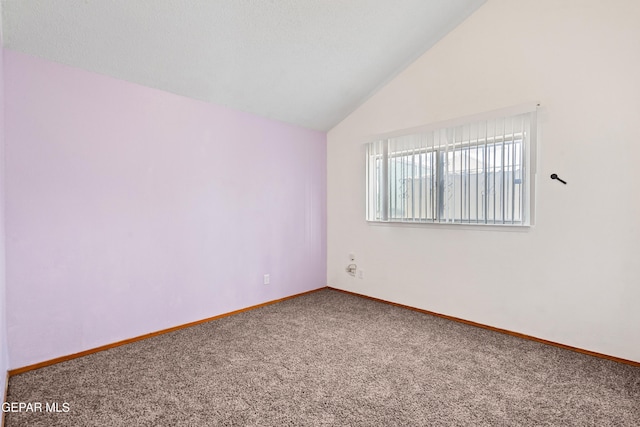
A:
[{"xmin": 366, "ymin": 111, "xmax": 535, "ymax": 225}]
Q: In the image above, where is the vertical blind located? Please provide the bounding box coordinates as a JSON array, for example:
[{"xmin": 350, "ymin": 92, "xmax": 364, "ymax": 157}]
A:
[{"xmin": 366, "ymin": 110, "xmax": 535, "ymax": 225}]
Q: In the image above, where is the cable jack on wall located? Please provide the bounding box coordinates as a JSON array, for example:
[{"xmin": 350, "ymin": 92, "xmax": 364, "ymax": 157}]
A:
[{"xmin": 346, "ymin": 264, "xmax": 357, "ymax": 277}]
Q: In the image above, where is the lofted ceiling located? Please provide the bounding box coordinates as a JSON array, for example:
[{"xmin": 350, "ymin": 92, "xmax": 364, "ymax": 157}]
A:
[{"xmin": 1, "ymin": 0, "xmax": 486, "ymax": 131}]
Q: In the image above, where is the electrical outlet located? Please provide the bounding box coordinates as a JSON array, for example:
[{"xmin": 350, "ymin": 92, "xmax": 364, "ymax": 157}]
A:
[{"xmin": 263, "ymin": 274, "xmax": 270, "ymax": 285}]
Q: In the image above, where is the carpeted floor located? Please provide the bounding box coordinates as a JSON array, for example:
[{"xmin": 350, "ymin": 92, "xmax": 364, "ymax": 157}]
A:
[{"xmin": 5, "ymin": 289, "xmax": 640, "ymax": 426}]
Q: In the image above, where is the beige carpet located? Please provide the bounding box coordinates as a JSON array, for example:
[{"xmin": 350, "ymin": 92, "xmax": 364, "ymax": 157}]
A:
[{"xmin": 6, "ymin": 289, "xmax": 640, "ymax": 426}]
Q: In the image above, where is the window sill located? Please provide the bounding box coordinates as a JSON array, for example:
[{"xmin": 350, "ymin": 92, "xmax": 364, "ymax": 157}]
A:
[{"xmin": 366, "ymin": 220, "xmax": 532, "ymax": 232}]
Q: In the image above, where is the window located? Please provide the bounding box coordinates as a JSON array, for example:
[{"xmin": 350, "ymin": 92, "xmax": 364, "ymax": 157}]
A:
[{"xmin": 366, "ymin": 109, "xmax": 536, "ymax": 226}]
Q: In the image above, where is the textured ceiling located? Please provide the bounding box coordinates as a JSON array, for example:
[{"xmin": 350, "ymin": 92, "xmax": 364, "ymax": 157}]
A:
[{"xmin": 1, "ymin": 0, "xmax": 486, "ymax": 130}]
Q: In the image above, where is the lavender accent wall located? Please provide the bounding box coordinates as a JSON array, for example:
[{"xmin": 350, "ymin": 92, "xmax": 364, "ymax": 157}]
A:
[
  {"xmin": 1, "ymin": 10, "xmax": 10, "ymax": 394},
  {"xmin": 4, "ymin": 50, "xmax": 327, "ymax": 369}
]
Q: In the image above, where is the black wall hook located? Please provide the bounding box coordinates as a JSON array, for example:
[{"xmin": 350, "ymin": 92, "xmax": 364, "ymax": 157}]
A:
[{"xmin": 550, "ymin": 173, "xmax": 567, "ymax": 184}]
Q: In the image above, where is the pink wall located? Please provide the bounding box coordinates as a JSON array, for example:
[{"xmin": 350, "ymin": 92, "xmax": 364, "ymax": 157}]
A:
[
  {"xmin": 1, "ymin": 10, "xmax": 9, "ymax": 393},
  {"xmin": 4, "ymin": 50, "xmax": 327, "ymax": 369}
]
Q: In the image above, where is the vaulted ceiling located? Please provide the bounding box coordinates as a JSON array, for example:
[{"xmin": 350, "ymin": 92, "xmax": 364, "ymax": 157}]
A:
[{"xmin": 2, "ymin": 0, "xmax": 486, "ymax": 130}]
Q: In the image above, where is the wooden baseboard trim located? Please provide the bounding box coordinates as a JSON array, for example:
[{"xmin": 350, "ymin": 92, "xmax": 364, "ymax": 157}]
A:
[
  {"xmin": 328, "ymin": 287, "xmax": 640, "ymax": 368},
  {"xmin": 11, "ymin": 286, "xmax": 637, "ymax": 376},
  {"xmin": 8, "ymin": 287, "xmax": 327, "ymax": 376}
]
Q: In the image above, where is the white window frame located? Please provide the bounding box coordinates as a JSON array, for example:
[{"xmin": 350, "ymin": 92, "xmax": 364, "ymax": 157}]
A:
[{"xmin": 366, "ymin": 104, "xmax": 538, "ymax": 227}]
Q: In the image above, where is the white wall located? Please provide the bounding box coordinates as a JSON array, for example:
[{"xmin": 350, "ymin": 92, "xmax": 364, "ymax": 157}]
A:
[{"xmin": 327, "ymin": 0, "xmax": 640, "ymax": 362}]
